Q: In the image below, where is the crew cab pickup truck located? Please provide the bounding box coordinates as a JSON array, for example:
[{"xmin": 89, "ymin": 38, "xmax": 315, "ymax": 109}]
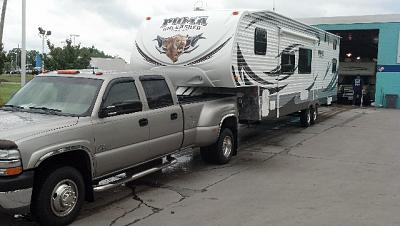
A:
[{"xmin": 0, "ymin": 70, "xmax": 238, "ymax": 225}]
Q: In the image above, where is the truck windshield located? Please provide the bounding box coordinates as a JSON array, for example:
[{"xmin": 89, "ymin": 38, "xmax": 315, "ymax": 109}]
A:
[{"xmin": 5, "ymin": 76, "xmax": 103, "ymax": 117}]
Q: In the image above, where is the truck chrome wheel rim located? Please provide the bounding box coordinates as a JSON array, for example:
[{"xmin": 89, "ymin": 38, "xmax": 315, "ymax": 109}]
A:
[
  {"xmin": 222, "ymin": 136, "xmax": 233, "ymax": 157},
  {"xmin": 50, "ymin": 179, "xmax": 78, "ymax": 217}
]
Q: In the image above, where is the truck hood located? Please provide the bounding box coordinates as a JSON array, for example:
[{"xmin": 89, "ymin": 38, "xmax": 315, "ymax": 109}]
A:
[{"xmin": 0, "ymin": 110, "xmax": 78, "ymax": 141}]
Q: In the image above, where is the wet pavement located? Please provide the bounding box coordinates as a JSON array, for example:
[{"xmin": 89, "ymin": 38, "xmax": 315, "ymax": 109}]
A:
[{"xmin": 3, "ymin": 105, "xmax": 400, "ymax": 226}]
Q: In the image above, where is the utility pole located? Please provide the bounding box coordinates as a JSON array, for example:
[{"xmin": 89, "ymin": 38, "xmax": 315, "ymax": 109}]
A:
[
  {"xmin": 273, "ymin": 0, "xmax": 276, "ymax": 12},
  {"xmin": 21, "ymin": 0, "xmax": 26, "ymax": 86},
  {"xmin": 70, "ymin": 34, "xmax": 80, "ymax": 46},
  {"xmin": 0, "ymin": 0, "xmax": 7, "ymax": 45}
]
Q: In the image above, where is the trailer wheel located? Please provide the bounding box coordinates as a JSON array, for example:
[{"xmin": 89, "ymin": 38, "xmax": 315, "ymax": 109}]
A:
[
  {"xmin": 200, "ymin": 128, "xmax": 234, "ymax": 164},
  {"xmin": 310, "ymin": 105, "xmax": 318, "ymax": 125},
  {"xmin": 300, "ymin": 108, "xmax": 311, "ymax": 128},
  {"xmin": 32, "ymin": 166, "xmax": 85, "ymax": 226}
]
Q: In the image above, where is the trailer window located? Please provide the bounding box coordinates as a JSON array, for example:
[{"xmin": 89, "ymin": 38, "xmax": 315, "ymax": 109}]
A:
[
  {"xmin": 332, "ymin": 58, "xmax": 338, "ymax": 73},
  {"xmin": 141, "ymin": 79, "xmax": 174, "ymax": 109},
  {"xmin": 298, "ymin": 48, "xmax": 312, "ymax": 74},
  {"xmin": 281, "ymin": 53, "xmax": 295, "ymax": 73},
  {"xmin": 254, "ymin": 27, "xmax": 267, "ymax": 55},
  {"xmin": 333, "ymin": 39, "xmax": 338, "ymax": 50}
]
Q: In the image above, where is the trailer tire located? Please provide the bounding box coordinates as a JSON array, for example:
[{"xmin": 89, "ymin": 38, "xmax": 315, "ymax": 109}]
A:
[
  {"xmin": 200, "ymin": 128, "xmax": 234, "ymax": 165},
  {"xmin": 300, "ymin": 108, "xmax": 311, "ymax": 128},
  {"xmin": 310, "ymin": 105, "xmax": 318, "ymax": 125},
  {"xmin": 32, "ymin": 166, "xmax": 85, "ymax": 226}
]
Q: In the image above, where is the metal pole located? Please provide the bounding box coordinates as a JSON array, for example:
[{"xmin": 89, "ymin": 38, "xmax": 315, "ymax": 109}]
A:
[
  {"xmin": 0, "ymin": 0, "xmax": 8, "ymax": 45},
  {"xmin": 41, "ymin": 34, "xmax": 45, "ymax": 72},
  {"xmin": 21, "ymin": 0, "xmax": 26, "ymax": 86}
]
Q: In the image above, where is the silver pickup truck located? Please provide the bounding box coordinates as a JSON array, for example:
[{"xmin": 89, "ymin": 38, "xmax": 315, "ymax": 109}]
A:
[{"xmin": 0, "ymin": 70, "xmax": 238, "ymax": 225}]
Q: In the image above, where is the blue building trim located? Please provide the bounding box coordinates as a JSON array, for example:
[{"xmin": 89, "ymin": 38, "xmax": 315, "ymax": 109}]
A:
[{"xmin": 377, "ymin": 65, "xmax": 400, "ymax": 73}]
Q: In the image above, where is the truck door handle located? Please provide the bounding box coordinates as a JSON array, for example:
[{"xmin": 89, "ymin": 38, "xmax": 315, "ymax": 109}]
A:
[
  {"xmin": 170, "ymin": 113, "xmax": 178, "ymax": 120},
  {"xmin": 139, "ymin": 118, "xmax": 148, "ymax": 127}
]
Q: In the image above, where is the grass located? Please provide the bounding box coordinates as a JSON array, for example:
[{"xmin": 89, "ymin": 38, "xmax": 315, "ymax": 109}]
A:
[
  {"xmin": 0, "ymin": 74, "xmax": 34, "ymax": 83},
  {"xmin": 0, "ymin": 83, "xmax": 21, "ymax": 106}
]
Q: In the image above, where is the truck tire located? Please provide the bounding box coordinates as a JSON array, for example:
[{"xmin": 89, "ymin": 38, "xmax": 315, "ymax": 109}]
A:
[
  {"xmin": 300, "ymin": 108, "xmax": 311, "ymax": 128},
  {"xmin": 310, "ymin": 105, "xmax": 318, "ymax": 125},
  {"xmin": 32, "ymin": 166, "xmax": 85, "ymax": 226},
  {"xmin": 200, "ymin": 128, "xmax": 234, "ymax": 164}
]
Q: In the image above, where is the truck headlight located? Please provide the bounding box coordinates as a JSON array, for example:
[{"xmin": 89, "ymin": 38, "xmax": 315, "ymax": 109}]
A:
[{"xmin": 0, "ymin": 149, "xmax": 23, "ymax": 176}]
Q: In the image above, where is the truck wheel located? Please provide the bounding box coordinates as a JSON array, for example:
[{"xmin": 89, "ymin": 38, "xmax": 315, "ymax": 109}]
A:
[
  {"xmin": 310, "ymin": 105, "xmax": 318, "ymax": 125},
  {"xmin": 300, "ymin": 108, "xmax": 311, "ymax": 128},
  {"xmin": 32, "ymin": 166, "xmax": 85, "ymax": 226},
  {"xmin": 200, "ymin": 128, "xmax": 234, "ymax": 164}
]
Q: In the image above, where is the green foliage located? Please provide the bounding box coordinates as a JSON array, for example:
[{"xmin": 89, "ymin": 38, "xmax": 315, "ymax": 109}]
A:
[
  {"xmin": 44, "ymin": 39, "xmax": 112, "ymax": 70},
  {"xmin": 5, "ymin": 48, "xmax": 38, "ymax": 70},
  {"xmin": 0, "ymin": 44, "xmax": 6, "ymax": 74}
]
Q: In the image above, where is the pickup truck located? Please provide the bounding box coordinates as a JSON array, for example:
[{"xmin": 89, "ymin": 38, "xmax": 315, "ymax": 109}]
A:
[{"xmin": 0, "ymin": 70, "xmax": 238, "ymax": 225}]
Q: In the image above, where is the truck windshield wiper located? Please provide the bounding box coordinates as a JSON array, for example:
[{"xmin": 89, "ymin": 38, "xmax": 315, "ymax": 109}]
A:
[
  {"xmin": 29, "ymin": 106, "xmax": 62, "ymax": 115},
  {"xmin": 1, "ymin": 104, "xmax": 25, "ymax": 110}
]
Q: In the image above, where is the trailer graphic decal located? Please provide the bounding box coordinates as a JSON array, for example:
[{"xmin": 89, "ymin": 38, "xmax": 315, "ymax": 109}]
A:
[
  {"xmin": 306, "ymin": 74, "xmax": 319, "ymax": 91},
  {"xmin": 154, "ymin": 33, "xmax": 206, "ymax": 63},
  {"xmin": 161, "ymin": 16, "xmax": 209, "ymax": 32},
  {"xmin": 277, "ymin": 44, "xmax": 303, "ymax": 58},
  {"xmin": 324, "ymin": 72, "xmax": 338, "ymax": 91},
  {"xmin": 186, "ymin": 37, "xmax": 232, "ymax": 66},
  {"xmin": 237, "ymin": 44, "xmax": 272, "ymax": 86},
  {"xmin": 135, "ymin": 42, "xmax": 166, "ymax": 66}
]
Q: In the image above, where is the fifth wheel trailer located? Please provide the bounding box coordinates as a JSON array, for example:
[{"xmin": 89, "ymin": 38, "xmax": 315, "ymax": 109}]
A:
[{"xmin": 131, "ymin": 10, "xmax": 340, "ymax": 126}]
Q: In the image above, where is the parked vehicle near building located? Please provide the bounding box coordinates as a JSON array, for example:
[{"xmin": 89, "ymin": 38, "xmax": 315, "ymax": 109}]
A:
[{"xmin": 0, "ymin": 70, "xmax": 238, "ymax": 225}]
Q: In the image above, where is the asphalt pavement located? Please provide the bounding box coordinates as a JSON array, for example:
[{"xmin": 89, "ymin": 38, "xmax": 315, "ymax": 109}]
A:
[{"xmin": 2, "ymin": 105, "xmax": 400, "ymax": 226}]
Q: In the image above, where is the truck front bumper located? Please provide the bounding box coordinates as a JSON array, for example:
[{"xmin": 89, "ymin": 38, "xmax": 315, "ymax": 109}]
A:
[{"xmin": 0, "ymin": 171, "xmax": 34, "ymax": 214}]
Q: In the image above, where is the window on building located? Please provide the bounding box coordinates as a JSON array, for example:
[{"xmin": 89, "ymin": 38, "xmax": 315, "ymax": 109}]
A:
[
  {"xmin": 141, "ymin": 79, "xmax": 174, "ymax": 109},
  {"xmin": 298, "ymin": 48, "xmax": 312, "ymax": 74},
  {"xmin": 281, "ymin": 53, "xmax": 296, "ymax": 73},
  {"xmin": 332, "ymin": 58, "xmax": 338, "ymax": 73},
  {"xmin": 254, "ymin": 27, "xmax": 267, "ymax": 55}
]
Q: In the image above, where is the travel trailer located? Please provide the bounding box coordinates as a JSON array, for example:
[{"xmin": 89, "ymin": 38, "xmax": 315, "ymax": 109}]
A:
[{"xmin": 131, "ymin": 9, "xmax": 340, "ymax": 125}]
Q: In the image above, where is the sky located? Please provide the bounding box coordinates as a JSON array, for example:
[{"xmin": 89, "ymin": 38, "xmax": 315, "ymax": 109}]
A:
[{"xmin": 1, "ymin": 0, "xmax": 399, "ymax": 61}]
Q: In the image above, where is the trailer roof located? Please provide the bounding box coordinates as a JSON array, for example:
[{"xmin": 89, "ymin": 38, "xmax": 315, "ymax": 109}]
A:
[{"xmin": 243, "ymin": 10, "xmax": 341, "ymax": 39}]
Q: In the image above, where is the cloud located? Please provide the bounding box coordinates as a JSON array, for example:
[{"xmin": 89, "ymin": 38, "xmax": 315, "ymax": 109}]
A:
[{"xmin": 2, "ymin": 0, "xmax": 399, "ymax": 60}]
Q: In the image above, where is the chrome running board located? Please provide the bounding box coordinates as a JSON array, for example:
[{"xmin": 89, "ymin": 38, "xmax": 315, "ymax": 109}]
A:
[{"xmin": 93, "ymin": 157, "xmax": 177, "ymax": 192}]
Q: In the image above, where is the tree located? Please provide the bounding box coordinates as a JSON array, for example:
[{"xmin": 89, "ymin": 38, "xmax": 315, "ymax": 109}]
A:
[
  {"xmin": 0, "ymin": 44, "xmax": 6, "ymax": 73},
  {"xmin": 44, "ymin": 39, "xmax": 112, "ymax": 70}
]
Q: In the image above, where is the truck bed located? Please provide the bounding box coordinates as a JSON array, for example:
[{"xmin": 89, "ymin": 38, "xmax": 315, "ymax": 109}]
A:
[{"xmin": 178, "ymin": 94, "xmax": 235, "ymax": 105}]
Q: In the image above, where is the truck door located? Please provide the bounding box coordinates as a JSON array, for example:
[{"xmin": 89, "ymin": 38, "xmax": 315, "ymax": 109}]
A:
[
  {"xmin": 140, "ymin": 76, "xmax": 184, "ymax": 158},
  {"xmin": 93, "ymin": 78, "xmax": 150, "ymax": 176}
]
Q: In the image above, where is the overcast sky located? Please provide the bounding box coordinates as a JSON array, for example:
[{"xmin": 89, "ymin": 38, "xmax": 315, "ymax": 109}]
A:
[{"xmin": 2, "ymin": 0, "xmax": 399, "ymax": 60}]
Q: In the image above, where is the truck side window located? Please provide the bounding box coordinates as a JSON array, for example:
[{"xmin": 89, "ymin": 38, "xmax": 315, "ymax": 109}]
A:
[
  {"xmin": 141, "ymin": 79, "xmax": 174, "ymax": 109},
  {"xmin": 281, "ymin": 53, "xmax": 295, "ymax": 73},
  {"xmin": 298, "ymin": 48, "xmax": 312, "ymax": 74},
  {"xmin": 102, "ymin": 81, "xmax": 142, "ymax": 116},
  {"xmin": 254, "ymin": 27, "xmax": 267, "ymax": 55}
]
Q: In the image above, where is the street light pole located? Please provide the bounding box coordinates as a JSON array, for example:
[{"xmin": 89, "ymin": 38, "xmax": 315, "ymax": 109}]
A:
[
  {"xmin": 38, "ymin": 27, "xmax": 51, "ymax": 73},
  {"xmin": 70, "ymin": 34, "xmax": 79, "ymax": 46},
  {"xmin": 21, "ymin": 0, "xmax": 26, "ymax": 86}
]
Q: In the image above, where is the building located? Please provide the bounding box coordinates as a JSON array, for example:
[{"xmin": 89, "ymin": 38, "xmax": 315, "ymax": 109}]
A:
[{"xmin": 299, "ymin": 14, "xmax": 400, "ymax": 108}]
